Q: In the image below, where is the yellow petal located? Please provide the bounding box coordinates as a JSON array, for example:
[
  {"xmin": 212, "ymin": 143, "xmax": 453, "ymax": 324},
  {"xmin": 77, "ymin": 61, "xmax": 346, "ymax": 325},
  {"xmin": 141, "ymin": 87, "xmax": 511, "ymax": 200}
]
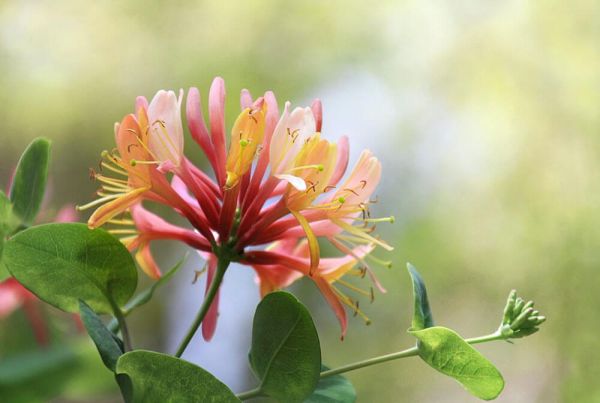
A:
[
  {"xmin": 87, "ymin": 187, "xmax": 149, "ymax": 229},
  {"xmin": 290, "ymin": 210, "xmax": 320, "ymax": 275}
]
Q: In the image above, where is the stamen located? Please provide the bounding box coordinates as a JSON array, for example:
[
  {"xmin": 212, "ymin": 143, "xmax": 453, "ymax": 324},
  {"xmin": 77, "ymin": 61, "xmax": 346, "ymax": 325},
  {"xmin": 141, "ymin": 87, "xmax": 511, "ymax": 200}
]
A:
[
  {"xmin": 366, "ymin": 254, "xmax": 392, "ymax": 269},
  {"xmin": 101, "ymin": 162, "xmax": 128, "ymax": 176},
  {"xmin": 102, "ymin": 185, "xmax": 130, "ymax": 193},
  {"xmin": 333, "ymin": 287, "xmax": 371, "ymax": 325},
  {"xmin": 130, "ymin": 159, "xmax": 160, "ymax": 166},
  {"xmin": 152, "ymin": 120, "xmax": 179, "ymax": 164},
  {"xmin": 76, "ymin": 194, "xmax": 122, "ymax": 211},
  {"xmin": 336, "ymin": 279, "xmax": 371, "ymax": 298},
  {"xmin": 362, "ymin": 216, "xmax": 395, "ymax": 224},
  {"xmin": 108, "ymin": 229, "xmax": 139, "ymax": 235},
  {"xmin": 95, "ymin": 175, "xmax": 130, "ymax": 187},
  {"xmin": 107, "ymin": 218, "xmax": 135, "ymax": 226},
  {"xmin": 289, "ymin": 164, "xmax": 324, "ymax": 173}
]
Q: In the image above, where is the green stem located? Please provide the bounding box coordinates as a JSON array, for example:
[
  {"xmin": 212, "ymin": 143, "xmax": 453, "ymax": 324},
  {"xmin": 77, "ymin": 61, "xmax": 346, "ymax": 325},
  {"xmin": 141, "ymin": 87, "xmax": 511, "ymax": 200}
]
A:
[
  {"xmin": 174, "ymin": 258, "xmax": 229, "ymax": 358},
  {"xmin": 236, "ymin": 331, "xmax": 506, "ymax": 400},
  {"xmin": 235, "ymin": 387, "xmax": 263, "ymax": 401},
  {"xmin": 465, "ymin": 330, "xmax": 504, "ymax": 345},
  {"xmin": 113, "ymin": 305, "xmax": 132, "ymax": 352},
  {"xmin": 320, "ymin": 346, "xmax": 419, "ymax": 379}
]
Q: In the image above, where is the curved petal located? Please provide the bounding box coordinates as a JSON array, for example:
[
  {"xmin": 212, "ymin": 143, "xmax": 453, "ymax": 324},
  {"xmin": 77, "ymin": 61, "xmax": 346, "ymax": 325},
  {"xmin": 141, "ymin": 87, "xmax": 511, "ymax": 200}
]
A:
[{"xmin": 202, "ymin": 255, "xmax": 220, "ymax": 341}]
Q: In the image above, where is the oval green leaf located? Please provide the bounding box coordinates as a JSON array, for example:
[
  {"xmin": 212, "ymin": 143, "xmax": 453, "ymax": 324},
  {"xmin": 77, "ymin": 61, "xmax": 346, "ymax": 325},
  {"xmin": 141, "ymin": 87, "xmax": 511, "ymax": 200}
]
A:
[
  {"xmin": 249, "ymin": 291, "xmax": 321, "ymax": 402},
  {"xmin": 411, "ymin": 326, "xmax": 504, "ymax": 400},
  {"xmin": 407, "ymin": 263, "xmax": 434, "ymax": 331},
  {"xmin": 0, "ymin": 191, "xmax": 15, "ymax": 281},
  {"xmin": 9, "ymin": 138, "xmax": 51, "ymax": 224},
  {"xmin": 79, "ymin": 300, "xmax": 124, "ymax": 371},
  {"xmin": 3, "ymin": 223, "xmax": 137, "ymax": 314},
  {"xmin": 305, "ymin": 365, "xmax": 356, "ymax": 403},
  {"xmin": 115, "ymin": 350, "xmax": 240, "ymax": 403}
]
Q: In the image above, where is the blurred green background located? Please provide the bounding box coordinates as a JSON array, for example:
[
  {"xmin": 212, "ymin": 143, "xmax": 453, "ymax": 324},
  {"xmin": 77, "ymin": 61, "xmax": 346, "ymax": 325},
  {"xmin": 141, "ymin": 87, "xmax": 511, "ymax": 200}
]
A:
[{"xmin": 1, "ymin": 1, "xmax": 598, "ymax": 402}]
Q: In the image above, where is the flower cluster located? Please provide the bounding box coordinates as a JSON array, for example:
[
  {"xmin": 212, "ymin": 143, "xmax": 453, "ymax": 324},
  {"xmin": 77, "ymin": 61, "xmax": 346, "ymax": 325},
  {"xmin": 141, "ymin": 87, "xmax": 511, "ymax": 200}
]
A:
[{"xmin": 78, "ymin": 78, "xmax": 393, "ymax": 339}]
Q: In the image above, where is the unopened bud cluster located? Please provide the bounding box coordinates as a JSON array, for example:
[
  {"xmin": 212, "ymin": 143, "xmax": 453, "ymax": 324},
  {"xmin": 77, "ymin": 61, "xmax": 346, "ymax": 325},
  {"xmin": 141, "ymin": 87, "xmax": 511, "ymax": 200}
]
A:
[{"xmin": 499, "ymin": 290, "xmax": 546, "ymax": 339}]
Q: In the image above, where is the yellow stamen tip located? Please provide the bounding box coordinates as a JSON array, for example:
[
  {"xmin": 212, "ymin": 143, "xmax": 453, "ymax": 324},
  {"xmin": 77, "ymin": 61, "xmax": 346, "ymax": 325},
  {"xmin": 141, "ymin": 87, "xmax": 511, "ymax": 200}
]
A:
[
  {"xmin": 240, "ymin": 139, "xmax": 249, "ymax": 147},
  {"xmin": 101, "ymin": 150, "xmax": 109, "ymax": 158},
  {"xmin": 317, "ymin": 164, "xmax": 324, "ymax": 172},
  {"xmin": 338, "ymin": 197, "xmax": 346, "ymax": 204}
]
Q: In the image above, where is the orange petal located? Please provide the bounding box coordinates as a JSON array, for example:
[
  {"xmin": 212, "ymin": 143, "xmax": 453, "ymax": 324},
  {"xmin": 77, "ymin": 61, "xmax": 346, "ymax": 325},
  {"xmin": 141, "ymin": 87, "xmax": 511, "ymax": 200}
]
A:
[
  {"xmin": 314, "ymin": 277, "xmax": 348, "ymax": 339},
  {"xmin": 87, "ymin": 187, "xmax": 148, "ymax": 228},
  {"xmin": 135, "ymin": 242, "xmax": 162, "ymax": 280},
  {"xmin": 290, "ymin": 210, "xmax": 320, "ymax": 276}
]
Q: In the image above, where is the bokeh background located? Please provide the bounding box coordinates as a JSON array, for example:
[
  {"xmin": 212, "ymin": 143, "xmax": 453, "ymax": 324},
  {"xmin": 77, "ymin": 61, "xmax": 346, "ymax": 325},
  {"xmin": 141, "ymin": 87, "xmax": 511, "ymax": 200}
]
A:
[{"xmin": 1, "ymin": 1, "xmax": 598, "ymax": 402}]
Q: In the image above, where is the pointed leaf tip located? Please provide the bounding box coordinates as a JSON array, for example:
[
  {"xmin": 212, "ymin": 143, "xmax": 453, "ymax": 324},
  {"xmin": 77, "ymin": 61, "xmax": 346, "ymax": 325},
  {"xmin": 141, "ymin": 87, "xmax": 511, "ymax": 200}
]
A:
[
  {"xmin": 9, "ymin": 137, "xmax": 51, "ymax": 224},
  {"xmin": 406, "ymin": 263, "xmax": 434, "ymax": 330}
]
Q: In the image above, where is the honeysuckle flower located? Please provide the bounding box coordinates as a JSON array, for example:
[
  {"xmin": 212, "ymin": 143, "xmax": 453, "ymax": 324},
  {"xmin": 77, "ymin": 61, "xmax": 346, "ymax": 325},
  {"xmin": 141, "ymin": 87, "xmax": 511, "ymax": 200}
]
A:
[
  {"xmin": 147, "ymin": 89, "xmax": 185, "ymax": 170},
  {"xmin": 81, "ymin": 77, "xmax": 394, "ymax": 339}
]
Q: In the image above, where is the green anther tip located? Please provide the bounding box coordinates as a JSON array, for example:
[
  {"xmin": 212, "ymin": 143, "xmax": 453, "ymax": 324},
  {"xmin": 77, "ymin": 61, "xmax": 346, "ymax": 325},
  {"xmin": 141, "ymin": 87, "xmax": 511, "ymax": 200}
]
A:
[
  {"xmin": 390, "ymin": 215, "xmax": 395, "ymax": 224},
  {"xmin": 317, "ymin": 164, "xmax": 324, "ymax": 171},
  {"xmin": 130, "ymin": 159, "xmax": 137, "ymax": 166},
  {"xmin": 338, "ymin": 196, "xmax": 346, "ymax": 203},
  {"xmin": 240, "ymin": 139, "xmax": 249, "ymax": 147},
  {"xmin": 101, "ymin": 150, "xmax": 109, "ymax": 158}
]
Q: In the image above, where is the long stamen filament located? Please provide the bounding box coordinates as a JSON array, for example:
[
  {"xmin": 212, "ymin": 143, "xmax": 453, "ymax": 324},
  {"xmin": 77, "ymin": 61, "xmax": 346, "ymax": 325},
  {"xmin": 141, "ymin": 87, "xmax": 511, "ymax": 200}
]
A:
[
  {"xmin": 288, "ymin": 164, "xmax": 324, "ymax": 173},
  {"xmin": 76, "ymin": 193, "xmax": 122, "ymax": 210}
]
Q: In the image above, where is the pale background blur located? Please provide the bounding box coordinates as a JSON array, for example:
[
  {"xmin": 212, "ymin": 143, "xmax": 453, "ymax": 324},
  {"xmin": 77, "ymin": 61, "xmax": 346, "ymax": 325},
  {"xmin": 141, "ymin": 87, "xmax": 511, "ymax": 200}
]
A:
[{"xmin": 1, "ymin": 1, "xmax": 598, "ymax": 402}]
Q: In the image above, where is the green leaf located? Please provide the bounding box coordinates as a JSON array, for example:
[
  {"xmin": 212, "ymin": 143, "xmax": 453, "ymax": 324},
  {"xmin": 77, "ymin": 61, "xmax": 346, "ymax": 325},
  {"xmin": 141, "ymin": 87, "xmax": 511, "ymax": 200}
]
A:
[
  {"xmin": 79, "ymin": 300, "xmax": 124, "ymax": 372},
  {"xmin": 9, "ymin": 138, "xmax": 51, "ymax": 225},
  {"xmin": 3, "ymin": 223, "xmax": 137, "ymax": 314},
  {"xmin": 407, "ymin": 263, "xmax": 434, "ymax": 330},
  {"xmin": 0, "ymin": 191, "xmax": 16, "ymax": 281},
  {"xmin": 115, "ymin": 350, "xmax": 240, "ymax": 403},
  {"xmin": 305, "ymin": 366, "xmax": 356, "ymax": 403},
  {"xmin": 249, "ymin": 291, "xmax": 321, "ymax": 403},
  {"xmin": 410, "ymin": 326, "xmax": 504, "ymax": 400}
]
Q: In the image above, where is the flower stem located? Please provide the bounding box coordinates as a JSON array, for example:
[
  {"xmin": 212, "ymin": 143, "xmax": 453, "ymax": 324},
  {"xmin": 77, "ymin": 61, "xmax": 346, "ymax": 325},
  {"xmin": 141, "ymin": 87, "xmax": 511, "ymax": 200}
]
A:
[
  {"xmin": 235, "ymin": 387, "xmax": 263, "ymax": 401},
  {"xmin": 235, "ymin": 331, "xmax": 507, "ymax": 400},
  {"xmin": 112, "ymin": 305, "xmax": 132, "ymax": 352},
  {"xmin": 174, "ymin": 258, "xmax": 229, "ymax": 358}
]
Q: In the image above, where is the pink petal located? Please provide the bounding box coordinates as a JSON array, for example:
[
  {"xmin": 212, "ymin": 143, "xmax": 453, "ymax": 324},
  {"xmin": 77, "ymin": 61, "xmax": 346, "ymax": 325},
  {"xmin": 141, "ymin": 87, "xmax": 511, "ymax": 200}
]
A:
[
  {"xmin": 147, "ymin": 90, "xmax": 184, "ymax": 167},
  {"xmin": 202, "ymin": 255, "xmax": 220, "ymax": 341},
  {"xmin": 311, "ymin": 98, "xmax": 323, "ymax": 132},
  {"xmin": 186, "ymin": 87, "xmax": 219, "ymax": 174},
  {"xmin": 240, "ymin": 89, "xmax": 253, "ymax": 109},
  {"xmin": 208, "ymin": 77, "xmax": 227, "ymax": 186},
  {"xmin": 328, "ymin": 135, "xmax": 349, "ymax": 187}
]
